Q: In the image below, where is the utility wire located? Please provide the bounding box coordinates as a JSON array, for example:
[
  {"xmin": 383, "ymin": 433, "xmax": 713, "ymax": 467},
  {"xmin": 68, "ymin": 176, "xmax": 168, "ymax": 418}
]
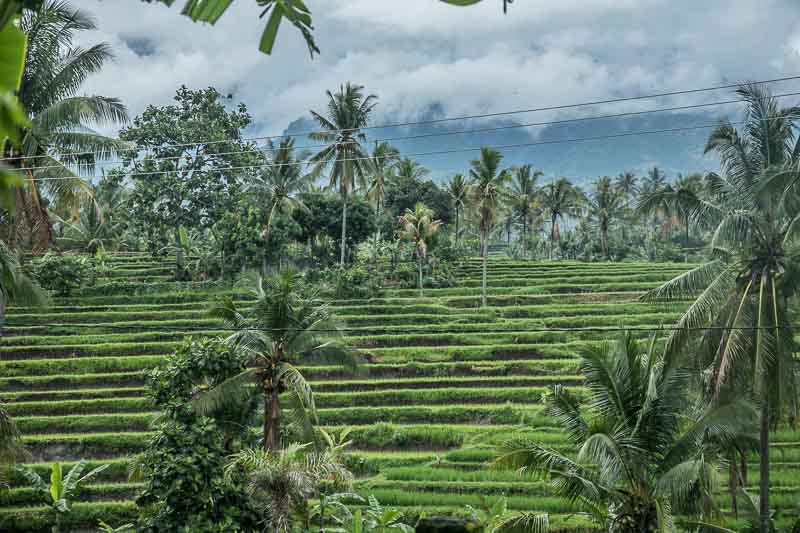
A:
[
  {"xmin": 5, "ymin": 73, "xmax": 800, "ymax": 163},
  {"xmin": 21, "ymin": 118, "xmax": 767, "ymax": 181},
  {"xmin": 12, "ymin": 90, "xmax": 800, "ymax": 174},
  {"xmin": 1, "ymin": 323, "xmax": 795, "ymax": 334}
]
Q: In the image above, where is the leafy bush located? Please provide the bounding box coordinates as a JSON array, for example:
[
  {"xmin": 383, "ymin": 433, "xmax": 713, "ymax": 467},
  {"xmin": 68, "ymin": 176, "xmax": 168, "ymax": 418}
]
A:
[
  {"xmin": 318, "ymin": 264, "xmax": 384, "ymax": 299},
  {"xmin": 30, "ymin": 253, "xmax": 95, "ymax": 296},
  {"xmin": 135, "ymin": 338, "xmax": 261, "ymax": 532}
]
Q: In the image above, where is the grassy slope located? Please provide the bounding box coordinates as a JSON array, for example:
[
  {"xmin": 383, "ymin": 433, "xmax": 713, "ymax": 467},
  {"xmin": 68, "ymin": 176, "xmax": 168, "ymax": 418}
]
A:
[{"xmin": 1, "ymin": 255, "xmax": 797, "ymax": 530}]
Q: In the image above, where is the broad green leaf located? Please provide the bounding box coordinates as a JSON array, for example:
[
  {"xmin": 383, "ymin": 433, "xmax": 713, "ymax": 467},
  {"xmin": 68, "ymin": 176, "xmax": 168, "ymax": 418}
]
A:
[
  {"xmin": 49, "ymin": 463, "xmax": 63, "ymax": 503},
  {"xmin": 180, "ymin": 0, "xmax": 233, "ymax": 24},
  {"xmin": 259, "ymin": 2, "xmax": 284, "ymax": 55},
  {"xmin": 0, "ymin": 21, "xmax": 26, "ymax": 92}
]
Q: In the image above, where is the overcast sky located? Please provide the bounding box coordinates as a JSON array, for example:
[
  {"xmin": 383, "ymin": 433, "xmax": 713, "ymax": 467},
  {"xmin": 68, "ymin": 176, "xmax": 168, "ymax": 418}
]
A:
[{"xmin": 77, "ymin": 0, "xmax": 800, "ymax": 177}]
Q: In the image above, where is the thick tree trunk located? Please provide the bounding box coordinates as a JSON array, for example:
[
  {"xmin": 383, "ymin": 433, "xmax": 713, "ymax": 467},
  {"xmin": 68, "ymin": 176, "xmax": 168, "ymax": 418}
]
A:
[
  {"xmin": 481, "ymin": 231, "xmax": 488, "ymax": 307},
  {"xmin": 759, "ymin": 397, "xmax": 770, "ymax": 533},
  {"xmin": 340, "ymin": 194, "xmax": 348, "ymax": 267},
  {"xmin": 264, "ymin": 387, "xmax": 281, "ymax": 451}
]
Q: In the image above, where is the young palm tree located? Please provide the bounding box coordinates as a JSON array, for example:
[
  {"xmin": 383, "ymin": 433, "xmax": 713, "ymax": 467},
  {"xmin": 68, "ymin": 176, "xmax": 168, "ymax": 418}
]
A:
[
  {"xmin": 509, "ymin": 165, "xmax": 542, "ymax": 257},
  {"xmin": 198, "ymin": 269, "xmax": 358, "ymax": 451},
  {"xmin": 540, "ymin": 178, "xmax": 582, "ymax": 258},
  {"xmin": 367, "ymin": 141, "xmax": 399, "ymax": 242},
  {"xmin": 494, "ymin": 333, "xmax": 756, "ymax": 533},
  {"xmin": 7, "ymin": 1, "xmax": 128, "ymax": 251},
  {"xmin": 247, "ymin": 137, "xmax": 312, "ymax": 270},
  {"xmin": 468, "ymin": 147, "xmax": 510, "ymax": 307},
  {"xmin": 446, "ymin": 173, "xmax": 468, "ymax": 246},
  {"xmin": 56, "ymin": 197, "xmax": 119, "ymax": 254},
  {"xmin": 226, "ymin": 443, "xmax": 352, "ymax": 533},
  {"xmin": 397, "ymin": 202, "xmax": 442, "ymax": 295},
  {"xmin": 0, "ymin": 240, "xmax": 47, "ymax": 324},
  {"xmin": 309, "ymin": 83, "xmax": 377, "ymax": 266},
  {"xmin": 641, "ymin": 83, "xmax": 800, "ymax": 533},
  {"xmin": 587, "ymin": 176, "xmax": 624, "ymax": 259}
]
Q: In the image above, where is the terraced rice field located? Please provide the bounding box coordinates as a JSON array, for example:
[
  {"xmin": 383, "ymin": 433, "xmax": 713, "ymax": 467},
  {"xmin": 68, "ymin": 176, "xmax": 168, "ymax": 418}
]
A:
[{"xmin": 2, "ymin": 255, "xmax": 799, "ymax": 531}]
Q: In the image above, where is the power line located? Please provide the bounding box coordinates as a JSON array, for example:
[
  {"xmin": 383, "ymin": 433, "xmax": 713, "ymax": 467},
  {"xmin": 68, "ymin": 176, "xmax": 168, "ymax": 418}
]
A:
[
  {"xmin": 5, "ymin": 74, "xmax": 800, "ymax": 164},
  {"xmin": 1, "ymin": 323, "xmax": 795, "ymax": 335},
  {"xmin": 13, "ymin": 90, "xmax": 800, "ymax": 174},
  {"xmin": 21, "ymin": 118, "xmax": 762, "ymax": 182}
]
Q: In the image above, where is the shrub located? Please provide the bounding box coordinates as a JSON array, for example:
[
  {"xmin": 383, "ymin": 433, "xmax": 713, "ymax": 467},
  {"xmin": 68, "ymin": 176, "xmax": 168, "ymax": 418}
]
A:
[
  {"xmin": 320, "ymin": 264, "xmax": 384, "ymax": 299},
  {"xmin": 30, "ymin": 253, "xmax": 95, "ymax": 296}
]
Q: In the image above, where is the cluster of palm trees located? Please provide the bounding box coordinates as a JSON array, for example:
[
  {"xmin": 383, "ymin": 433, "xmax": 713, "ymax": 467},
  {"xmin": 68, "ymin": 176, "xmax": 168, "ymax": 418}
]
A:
[{"xmin": 496, "ymin": 84, "xmax": 800, "ymax": 533}]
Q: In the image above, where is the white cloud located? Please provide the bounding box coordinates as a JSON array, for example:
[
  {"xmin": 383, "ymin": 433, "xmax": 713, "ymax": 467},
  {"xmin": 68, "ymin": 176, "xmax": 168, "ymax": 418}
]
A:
[{"xmin": 74, "ymin": 0, "xmax": 800, "ymax": 146}]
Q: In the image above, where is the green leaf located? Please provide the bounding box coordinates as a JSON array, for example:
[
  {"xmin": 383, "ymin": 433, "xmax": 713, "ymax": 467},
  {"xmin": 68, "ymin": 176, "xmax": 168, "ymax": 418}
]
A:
[
  {"xmin": 180, "ymin": 0, "xmax": 233, "ymax": 24},
  {"xmin": 0, "ymin": 21, "xmax": 26, "ymax": 93},
  {"xmin": 259, "ymin": 2, "xmax": 284, "ymax": 55},
  {"xmin": 49, "ymin": 463, "xmax": 63, "ymax": 503}
]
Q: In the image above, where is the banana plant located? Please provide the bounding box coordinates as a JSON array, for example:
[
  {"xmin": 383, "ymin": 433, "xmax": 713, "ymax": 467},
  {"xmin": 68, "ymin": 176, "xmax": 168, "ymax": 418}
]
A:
[
  {"xmin": 146, "ymin": 0, "xmax": 504, "ymax": 57},
  {"xmin": 16, "ymin": 460, "xmax": 109, "ymax": 533}
]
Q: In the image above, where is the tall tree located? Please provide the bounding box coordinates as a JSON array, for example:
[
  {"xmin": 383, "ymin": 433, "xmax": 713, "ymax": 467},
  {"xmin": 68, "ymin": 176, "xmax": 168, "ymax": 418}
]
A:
[
  {"xmin": 586, "ymin": 176, "xmax": 624, "ymax": 259},
  {"xmin": 446, "ymin": 173, "xmax": 468, "ymax": 246},
  {"xmin": 309, "ymin": 83, "xmax": 377, "ymax": 267},
  {"xmin": 614, "ymin": 170, "xmax": 638, "ymax": 206},
  {"xmin": 367, "ymin": 141, "xmax": 399, "ymax": 242},
  {"xmin": 540, "ymin": 178, "xmax": 582, "ymax": 257},
  {"xmin": 495, "ymin": 333, "xmax": 756, "ymax": 532},
  {"xmin": 637, "ymin": 172, "xmax": 704, "ymax": 259},
  {"xmin": 641, "ymin": 84, "xmax": 800, "ymax": 533},
  {"xmin": 5, "ymin": 0, "xmax": 128, "ymax": 252},
  {"xmin": 122, "ymin": 86, "xmax": 256, "ymax": 272},
  {"xmin": 468, "ymin": 147, "xmax": 509, "ymax": 307},
  {"xmin": 509, "ymin": 164, "xmax": 542, "ymax": 256},
  {"xmin": 199, "ymin": 269, "xmax": 358, "ymax": 451},
  {"xmin": 397, "ymin": 202, "xmax": 442, "ymax": 295},
  {"xmin": 246, "ymin": 137, "xmax": 312, "ymax": 270}
]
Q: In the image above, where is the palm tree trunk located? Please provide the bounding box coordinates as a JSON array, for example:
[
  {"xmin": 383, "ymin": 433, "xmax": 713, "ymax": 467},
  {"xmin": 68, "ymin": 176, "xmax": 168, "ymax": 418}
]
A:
[
  {"xmin": 264, "ymin": 386, "xmax": 281, "ymax": 451},
  {"xmin": 481, "ymin": 230, "xmax": 488, "ymax": 307},
  {"xmin": 759, "ymin": 397, "xmax": 770, "ymax": 533},
  {"xmin": 730, "ymin": 452, "xmax": 738, "ymax": 517},
  {"xmin": 174, "ymin": 227, "xmax": 185, "ymax": 276},
  {"xmin": 454, "ymin": 207, "xmax": 460, "ymax": 246},
  {"xmin": 340, "ymin": 194, "xmax": 348, "ymax": 267},
  {"xmin": 272, "ymin": 492, "xmax": 291, "ymax": 533},
  {"xmin": 418, "ymin": 252, "xmax": 423, "ymax": 296}
]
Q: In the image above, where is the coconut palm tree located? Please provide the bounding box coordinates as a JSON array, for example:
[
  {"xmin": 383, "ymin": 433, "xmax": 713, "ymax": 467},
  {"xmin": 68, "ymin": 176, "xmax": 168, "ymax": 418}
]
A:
[
  {"xmin": 309, "ymin": 83, "xmax": 377, "ymax": 266},
  {"xmin": 586, "ymin": 176, "xmax": 624, "ymax": 259},
  {"xmin": 226, "ymin": 443, "xmax": 352, "ymax": 533},
  {"xmin": 366, "ymin": 141, "xmax": 399, "ymax": 242},
  {"xmin": 614, "ymin": 170, "xmax": 638, "ymax": 206},
  {"xmin": 446, "ymin": 173, "xmax": 468, "ymax": 246},
  {"xmin": 247, "ymin": 137, "xmax": 313, "ymax": 270},
  {"xmin": 6, "ymin": 1, "xmax": 128, "ymax": 252},
  {"xmin": 494, "ymin": 333, "xmax": 757, "ymax": 533},
  {"xmin": 394, "ymin": 157, "xmax": 429, "ymax": 182},
  {"xmin": 56, "ymin": 196, "xmax": 120, "ymax": 254},
  {"xmin": 198, "ymin": 269, "xmax": 359, "ymax": 451},
  {"xmin": 397, "ymin": 202, "xmax": 442, "ymax": 295},
  {"xmin": 468, "ymin": 147, "xmax": 510, "ymax": 307},
  {"xmin": 540, "ymin": 178, "xmax": 583, "ymax": 258},
  {"xmin": 636, "ymin": 173, "xmax": 704, "ymax": 260},
  {"xmin": 641, "ymin": 83, "xmax": 800, "ymax": 533},
  {"xmin": 509, "ymin": 164, "xmax": 542, "ymax": 257}
]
